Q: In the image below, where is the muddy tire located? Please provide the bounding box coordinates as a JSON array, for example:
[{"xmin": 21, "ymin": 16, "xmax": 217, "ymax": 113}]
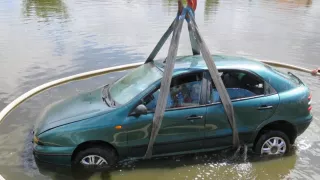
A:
[
  {"xmin": 254, "ymin": 130, "xmax": 291, "ymax": 156},
  {"xmin": 72, "ymin": 146, "xmax": 118, "ymax": 172}
]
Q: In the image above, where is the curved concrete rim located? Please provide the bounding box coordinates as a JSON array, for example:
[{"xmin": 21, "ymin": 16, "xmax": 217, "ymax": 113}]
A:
[{"xmin": 0, "ymin": 62, "xmax": 143, "ymax": 124}]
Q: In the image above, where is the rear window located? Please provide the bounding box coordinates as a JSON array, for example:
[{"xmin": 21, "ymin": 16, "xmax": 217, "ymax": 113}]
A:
[{"xmin": 265, "ymin": 65, "xmax": 302, "ymax": 87}]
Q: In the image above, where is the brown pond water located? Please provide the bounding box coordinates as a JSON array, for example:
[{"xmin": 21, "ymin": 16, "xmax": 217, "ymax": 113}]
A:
[{"xmin": 0, "ymin": 0, "xmax": 320, "ymax": 179}]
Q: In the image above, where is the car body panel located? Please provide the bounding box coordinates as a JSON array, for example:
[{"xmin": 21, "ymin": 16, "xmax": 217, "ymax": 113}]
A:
[
  {"xmin": 33, "ymin": 145, "xmax": 74, "ymax": 166},
  {"xmin": 34, "ymin": 152, "xmax": 71, "ymax": 166},
  {"xmin": 252, "ymin": 85, "xmax": 312, "ymax": 139},
  {"xmin": 203, "ymin": 93, "xmax": 280, "ymax": 148},
  {"xmin": 32, "ymin": 54, "xmax": 313, "ymax": 167},
  {"xmin": 35, "ymin": 86, "xmax": 115, "ymax": 136},
  {"xmin": 36, "ymin": 104, "xmax": 131, "ymax": 157},
  {"xmin": 274, "ymin": 85, "xmax": 311, "ymax": 124},
  {"xmin": 125, "ymin": 106, "xmax": 207, "ymax": 158}
]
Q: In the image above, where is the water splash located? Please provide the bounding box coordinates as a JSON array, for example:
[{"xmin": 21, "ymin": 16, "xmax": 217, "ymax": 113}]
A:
[{"xmin": 230, "ymin": 144, "xmax": 249, "ymax": 162}]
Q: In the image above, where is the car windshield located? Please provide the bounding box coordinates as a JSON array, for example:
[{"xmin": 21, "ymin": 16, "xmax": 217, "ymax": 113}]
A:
[{"xmin": 109, "ymin": 63, "xmax": 163, "ymax": 105}]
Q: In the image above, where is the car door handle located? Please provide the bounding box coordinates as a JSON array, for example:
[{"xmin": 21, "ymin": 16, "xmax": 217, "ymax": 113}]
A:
[
  {"xmin": 257, "ymin": 105, "xmax": 273, "ymax": 110},
  {"xmin": 186, "ymin": 115, "xmax": 203, "ymax": 120}
]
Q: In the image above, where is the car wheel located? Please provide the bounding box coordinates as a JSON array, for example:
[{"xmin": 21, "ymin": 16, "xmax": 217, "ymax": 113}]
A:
[
  {"xmin": 254, "ymin": 130, "xmax": 291, "ymax": 156},
  {"xmin": 72, "ymin": 146, "xmax": 118, "ymax": 172}
]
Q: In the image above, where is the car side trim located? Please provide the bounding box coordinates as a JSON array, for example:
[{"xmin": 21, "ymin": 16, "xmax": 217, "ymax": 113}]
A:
[
  {"xmin": 129, "ymin": 131, "xmax": 253, "ymax": 149},
  {"xmin": 33, "ymin": 149, "xmax": 72, "ymax": 156}
]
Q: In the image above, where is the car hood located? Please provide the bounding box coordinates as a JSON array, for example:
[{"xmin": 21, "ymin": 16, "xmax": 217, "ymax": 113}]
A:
[{"xmin": 35, "ymin": 86, "xmax": 114, "ymax": 135}]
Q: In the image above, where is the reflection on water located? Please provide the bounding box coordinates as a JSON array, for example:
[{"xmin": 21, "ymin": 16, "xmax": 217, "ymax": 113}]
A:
[
  {"xmin": 23, "ymin": 0, "xmax": 68, "ymax": 20},
  {"xmin": 204, "ymin": 0, "xmax": 219, "ymax": 21},
  {"xmin": 101, "ymin": 152, "xmax": 297, "ymax": 180},
  {"xmin": 276, "ymin": 0, "xmax": 312, "ymax": 7},
  {"xmin": 0, "ymin": 0, "xmax": 320, "ymax": 179},
  {"xmin": 163, "ymin": 0, "xmax": 220, "ymax": 19},
  {"xmin": 35, "ymin": 148, "xmax": 298, "ymax": 180}
]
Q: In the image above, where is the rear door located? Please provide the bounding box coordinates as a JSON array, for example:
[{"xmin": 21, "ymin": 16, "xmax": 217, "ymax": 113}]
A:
[{"xmin": 203, "ymin": 70, "xmax": 280, "ymax": 149}]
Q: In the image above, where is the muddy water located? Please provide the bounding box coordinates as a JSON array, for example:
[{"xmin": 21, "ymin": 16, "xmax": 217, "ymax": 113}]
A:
[{"xmin": 0, "ymin": 0, "xmax": 320, "ymax": 179}]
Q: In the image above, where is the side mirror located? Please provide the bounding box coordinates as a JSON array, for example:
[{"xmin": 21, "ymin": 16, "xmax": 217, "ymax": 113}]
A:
[{"xmin": 133, "ymin": 104, "xmax": 148, "ymax": 115}]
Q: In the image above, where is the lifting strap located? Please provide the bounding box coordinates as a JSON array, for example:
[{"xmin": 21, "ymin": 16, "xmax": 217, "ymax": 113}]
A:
[
  {"xmin": 145, "ymin": 19, "xmax": 176, "ymax": 63},
  {"xmin": 187, "ymin": 14, "xmax": 240, "ymax": 148},
  {"xmin": 185, "ymin": 2, "xmax": 200, "ymax": 55},
  {"xmin": 145, "ymin": 6, "xmax": 199, "ymax": 64},
  {"xmin": 144, "ymin": 8, "xmax": 186, "ymax": 159},
  {"xmin": 144, "ymin": 5, "xmax": 240, "ymax": 159}
]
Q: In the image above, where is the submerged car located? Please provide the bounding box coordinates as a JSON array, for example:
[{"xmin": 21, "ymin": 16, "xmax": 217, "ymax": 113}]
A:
[{"xmin": 32, "ymin": 55, "xmax": 312, "ymax": 172}]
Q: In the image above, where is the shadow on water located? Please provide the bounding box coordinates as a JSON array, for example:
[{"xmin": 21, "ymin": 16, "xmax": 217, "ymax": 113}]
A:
[
  {"xmin": 35, "ymin": 146, "xmax": 298, "ymax": 180},
  {"xmin": 22, "ymin": 0, "xmax": 69, "ymax": 20}
]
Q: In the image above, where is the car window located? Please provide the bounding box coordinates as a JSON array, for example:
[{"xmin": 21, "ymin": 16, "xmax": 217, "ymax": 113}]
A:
[
  {"xmin": 264, "ymin": 81, "xmax": 277, "ymax": 95},
  {"xmin": 109, "ymin": 63, "xmax": 163, "ymax": 105},
  {"xmin": 143, "ymin": 73, "xmax": 203, "ymax": 111},
  {"xmin": 208, "ymin": 70, "xmax": 265, "ymax": 103}
]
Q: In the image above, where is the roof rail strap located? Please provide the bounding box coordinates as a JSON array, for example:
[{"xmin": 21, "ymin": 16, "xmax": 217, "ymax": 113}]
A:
[
  {"xmin": 188, "ymin": 14, "xmax": 240, "ymax": 148},
  {"xmin": 144, "ymin": 12, "xmax": 186, "ymax": 159}
]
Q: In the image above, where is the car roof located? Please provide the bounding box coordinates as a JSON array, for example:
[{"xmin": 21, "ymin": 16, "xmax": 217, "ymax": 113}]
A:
[
  {"xmin": 153, "ymin": 54, "xmax": 304, "ymax": 93},
  {"xmin": 154, "ymin": 54, "xmax": 269, "ymax": 76}
]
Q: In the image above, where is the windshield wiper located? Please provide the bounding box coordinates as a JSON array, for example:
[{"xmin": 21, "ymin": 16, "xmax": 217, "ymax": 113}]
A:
[
  {"xmin": 102, "ymin": 84, "xmax": 112, "ymax": 106},
  {"xmin": 102, "ymin": 84, "xmax": 118, "ymax": 107},
  {"xmin": 102, "ymin": 96, "xmax": 110, "ymax": 106},
  {"xmin": 107, "ymin": 85, "xmax": 117, "ymax": 107}
]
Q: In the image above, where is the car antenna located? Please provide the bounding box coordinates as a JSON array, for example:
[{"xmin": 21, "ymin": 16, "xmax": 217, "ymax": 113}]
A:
[{"xmin": 143, "ymin": 0, "xmax": 241, "ymax": 159}]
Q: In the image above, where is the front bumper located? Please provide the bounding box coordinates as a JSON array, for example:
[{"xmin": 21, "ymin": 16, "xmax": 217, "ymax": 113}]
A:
[{"xmin": 33, "ymin": 144, "xmax": 75, "ymax": 167}]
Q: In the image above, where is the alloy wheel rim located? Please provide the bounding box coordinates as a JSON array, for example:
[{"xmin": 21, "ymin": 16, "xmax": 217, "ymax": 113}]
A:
[
  {"xmin": 261, "ymin": 137, "xmax": 286, "ymax": 155},
  {"xmin": 80, "ymin": 155, "xmax": 108, "ymax": 166}
]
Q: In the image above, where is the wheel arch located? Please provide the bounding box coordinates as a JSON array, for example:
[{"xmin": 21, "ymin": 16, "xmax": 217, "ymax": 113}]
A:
[
  {"xmin": 71, "ymin": 140, "xmax": 119, "ymax": 162},
  {"xmin": 253, "ymin": 120, "xmax": 298, "ymax": 147}
]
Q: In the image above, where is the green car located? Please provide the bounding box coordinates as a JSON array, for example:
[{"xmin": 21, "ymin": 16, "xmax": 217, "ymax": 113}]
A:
[{"xmin": 32, "ymin": 55, "xmax": 312, "ymax": 172}]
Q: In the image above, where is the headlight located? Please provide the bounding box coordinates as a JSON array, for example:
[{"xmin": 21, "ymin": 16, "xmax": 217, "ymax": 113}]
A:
[
  {"xmin": 33, "ymin": 136, "xmax": 44, "ymax": 145},
  {"xmin": 33, "ymin": 136, "xmax": 39, "ymax": 144}
]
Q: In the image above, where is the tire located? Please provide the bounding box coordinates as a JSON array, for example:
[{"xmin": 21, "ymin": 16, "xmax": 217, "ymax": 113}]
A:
[
  {"xmin": 72, "ymin": 146, "xmax": 118, "ymax": 172},
  {"xmin": 254, "ymin": 130, "xmax": 291, "ymax": 156}
]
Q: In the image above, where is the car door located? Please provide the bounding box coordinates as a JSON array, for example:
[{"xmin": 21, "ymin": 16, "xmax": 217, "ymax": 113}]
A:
[
  {"xmin": 125, "ymin": 71, "xmax": 207, "ymax": 158},
  {"xmin": 203, "ymin": 70, "xmax": 280, "ymax": 149}
]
